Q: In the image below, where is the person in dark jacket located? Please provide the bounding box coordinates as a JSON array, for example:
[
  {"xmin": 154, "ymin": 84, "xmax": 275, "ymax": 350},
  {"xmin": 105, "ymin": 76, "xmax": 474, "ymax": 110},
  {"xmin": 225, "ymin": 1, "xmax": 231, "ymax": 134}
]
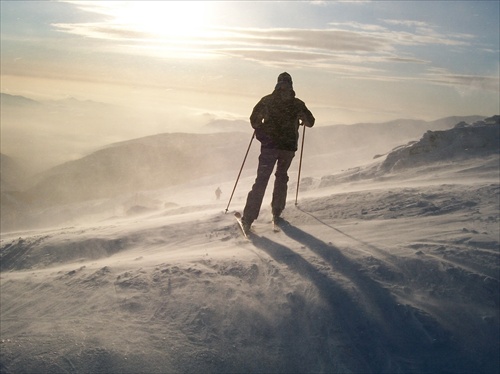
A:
[{"xmin": 241, "ymin": 72, "xmax": 315, "ymax": 233}]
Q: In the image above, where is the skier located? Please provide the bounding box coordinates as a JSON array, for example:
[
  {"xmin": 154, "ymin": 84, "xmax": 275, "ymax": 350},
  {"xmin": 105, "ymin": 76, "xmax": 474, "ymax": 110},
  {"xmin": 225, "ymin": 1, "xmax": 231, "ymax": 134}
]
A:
[
  {"xmin": 215, "ymin": 187, "xmax": 222, "ymax": 200},
  {"xmin": 240, "ymin": 72, "xmax": 315, "ymax": 233}
]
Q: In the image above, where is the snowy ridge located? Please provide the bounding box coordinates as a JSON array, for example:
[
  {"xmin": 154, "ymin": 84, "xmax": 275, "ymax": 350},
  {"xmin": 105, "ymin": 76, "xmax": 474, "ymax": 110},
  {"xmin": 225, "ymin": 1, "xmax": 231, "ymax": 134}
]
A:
[
  {"xmin": 381, "ymin": 116, "xmax": 500, "ymax": 172},
  {"xmin": 316, "ymin": 115, "xmax": 499, "ymax": 188}
]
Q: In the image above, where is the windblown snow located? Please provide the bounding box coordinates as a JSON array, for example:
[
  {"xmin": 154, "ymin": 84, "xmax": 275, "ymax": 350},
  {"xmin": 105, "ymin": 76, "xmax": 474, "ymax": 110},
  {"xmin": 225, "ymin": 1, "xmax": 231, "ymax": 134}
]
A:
[{"xmin": 1, "ymin": 116, "xmax": 499, "ymax": 373}]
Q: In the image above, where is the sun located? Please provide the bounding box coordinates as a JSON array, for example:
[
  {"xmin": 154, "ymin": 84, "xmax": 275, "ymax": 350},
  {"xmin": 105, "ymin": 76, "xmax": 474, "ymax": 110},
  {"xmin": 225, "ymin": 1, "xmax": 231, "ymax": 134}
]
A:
[
  {"xmin": 64, "ymin": 1, "xmax": 219, "ymax": 58},
  {"xmin": 57, "ymin": 1, "xmax": 225, "ymax": 59},
  {"xmin": 110, "ymin": 1, "xmax": 213, "ymax": 39}
]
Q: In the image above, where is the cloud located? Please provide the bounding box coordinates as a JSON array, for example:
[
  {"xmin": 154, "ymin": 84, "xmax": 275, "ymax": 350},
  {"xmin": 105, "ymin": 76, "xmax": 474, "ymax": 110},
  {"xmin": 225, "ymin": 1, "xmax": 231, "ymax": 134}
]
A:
[
  {"xmin": 48, "ymin": 2, "xmax": 493, "ymax": 95},
  {"xmin": 53, "ymin": 22, "xmax": 152, "ymax": 40},
  {"xmin": 220, "ymin": 27, "xmax": 390, "ymax": 53},
  {"xmin": 331, "ymin": 20, "xmax": 473, "ymax": 47},
  {"xmin": 220, "ymin": 48, "xmax": 398, "ymax": 75},
  {"xmin": 52, "ymin": 10, "xmax": 473, "ymax": 67},
  {"xmin": 49, "ymin": 13, "xmax": 474, "ymax": 86},
  {"xmin": 423, "ymin": 68, "xmax": 500, "ymax": 93},
  {"xmin": 50, "ymin": 21, "xmax": 441, "ymax": 75},
  {"xmin": 383, "ymin": 19, "xmax": 430, "ymax": 28},
  {"xmin": 385, "ymin": 56, "xmax": 428, "ymax": 64},
  {"xmin": 326, "ymin": 0, "xmax": 372, "ymax": 3}
]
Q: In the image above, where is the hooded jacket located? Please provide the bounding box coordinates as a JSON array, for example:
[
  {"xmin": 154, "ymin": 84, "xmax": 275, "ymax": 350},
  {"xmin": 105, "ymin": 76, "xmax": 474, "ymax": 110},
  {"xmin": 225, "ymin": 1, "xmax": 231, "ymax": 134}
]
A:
[{"xmin": 250, "ymin": 87, "xmax": 315, "ymax": 152}]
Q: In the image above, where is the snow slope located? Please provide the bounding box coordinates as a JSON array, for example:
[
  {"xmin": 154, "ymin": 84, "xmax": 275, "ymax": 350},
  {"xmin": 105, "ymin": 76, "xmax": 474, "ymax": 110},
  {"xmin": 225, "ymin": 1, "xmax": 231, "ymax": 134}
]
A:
[{"xmin": 0, "ymin": 118, "xmax": 498, "ymax": 373}]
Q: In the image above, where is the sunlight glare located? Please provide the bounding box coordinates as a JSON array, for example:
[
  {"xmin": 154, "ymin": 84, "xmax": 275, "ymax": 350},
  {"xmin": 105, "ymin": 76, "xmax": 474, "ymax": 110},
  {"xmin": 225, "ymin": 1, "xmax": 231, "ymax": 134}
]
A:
[{"xmin": 111, "ymin": 1, "xmax": 213, "ymax": 39}]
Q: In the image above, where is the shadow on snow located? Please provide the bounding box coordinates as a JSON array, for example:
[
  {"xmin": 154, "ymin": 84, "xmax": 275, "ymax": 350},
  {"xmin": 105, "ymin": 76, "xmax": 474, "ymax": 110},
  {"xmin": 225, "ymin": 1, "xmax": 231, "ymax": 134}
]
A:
[{"xmin": 251, "ymin": 222, "xmax": 479, "ymax": 374}]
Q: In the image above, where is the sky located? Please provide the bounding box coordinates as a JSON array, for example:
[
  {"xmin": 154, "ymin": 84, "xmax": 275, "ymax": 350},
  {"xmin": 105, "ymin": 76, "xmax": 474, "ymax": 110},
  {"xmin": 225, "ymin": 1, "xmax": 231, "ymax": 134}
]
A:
[{"xmin": 1, "ymin": 0, "xmax": 499, "ymax": 168}]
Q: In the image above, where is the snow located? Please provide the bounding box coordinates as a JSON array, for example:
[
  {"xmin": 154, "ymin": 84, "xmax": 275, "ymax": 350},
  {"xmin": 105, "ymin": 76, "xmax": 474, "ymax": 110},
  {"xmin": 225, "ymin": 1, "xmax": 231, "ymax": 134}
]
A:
[{"xmin": 1, "ymin": 118, "xmax": 499, "ymax": 373}]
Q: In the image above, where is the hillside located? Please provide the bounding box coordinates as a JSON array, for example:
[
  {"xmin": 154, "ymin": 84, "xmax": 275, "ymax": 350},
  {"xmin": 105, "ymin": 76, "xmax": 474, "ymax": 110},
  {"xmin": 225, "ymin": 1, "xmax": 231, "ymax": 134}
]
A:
[
  {"xmin": 0, "ymin": 115, "xmax": 492, "ymax": 232},
  {"xmin": 1, "ymin": 136, "xmax": 498, "ymax": 373},
  {"xmin": 316, "ymin": 116, "xmax": 499, "ymax": 187},
  {"xmin": 302, "ymin": 116, "xmax": 485, "ymax": 173},
  {"xmin": 0, "ymin": 154, "xmax": 30, "ymax": 192},
  {"xmin": 1, "ymin": 116, "xmax": 498, "ymax": 373},
  {"xmin": 21, "ymin": 132, "xmax": 253, "ymax": 205},
  {"xmin": 7, "ymin": 116, "xmax": 485, "ymax": 196},
  {"xmin": 381, "ymin": 116, "xmax": 500, "ymax": 171}
]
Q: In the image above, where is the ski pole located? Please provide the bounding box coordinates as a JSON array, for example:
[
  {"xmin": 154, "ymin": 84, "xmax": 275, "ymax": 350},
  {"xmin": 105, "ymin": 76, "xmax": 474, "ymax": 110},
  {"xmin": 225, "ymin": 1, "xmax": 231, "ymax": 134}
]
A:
[
  {"xmin": 295, "ymin": 124, "xmax": 306, "ymax": 206},
  {"xmin": 225, "ymin": 130, "xmax": 256, "ymax": 213}
]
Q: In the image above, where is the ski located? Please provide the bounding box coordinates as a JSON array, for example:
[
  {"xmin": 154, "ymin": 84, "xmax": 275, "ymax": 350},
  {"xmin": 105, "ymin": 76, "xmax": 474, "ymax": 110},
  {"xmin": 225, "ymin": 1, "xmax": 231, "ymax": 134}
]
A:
[{"xmin": 234, "ymin": 212, "xmax": 250, "ymax": 239}]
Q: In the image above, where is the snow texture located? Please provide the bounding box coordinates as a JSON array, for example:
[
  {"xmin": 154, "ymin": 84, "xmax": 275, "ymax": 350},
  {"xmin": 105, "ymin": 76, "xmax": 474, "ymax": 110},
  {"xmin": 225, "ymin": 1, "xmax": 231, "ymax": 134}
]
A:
[{"xmin": 1, "ymin": 116, "xmax": 499, "ymax": 373}]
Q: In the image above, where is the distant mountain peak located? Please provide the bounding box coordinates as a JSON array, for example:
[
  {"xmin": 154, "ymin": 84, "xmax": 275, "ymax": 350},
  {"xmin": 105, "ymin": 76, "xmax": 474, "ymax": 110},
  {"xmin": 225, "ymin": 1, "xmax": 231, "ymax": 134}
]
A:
[{"xmin": 0, "ymin": 92, "xmax": 41, "ymax": 106}]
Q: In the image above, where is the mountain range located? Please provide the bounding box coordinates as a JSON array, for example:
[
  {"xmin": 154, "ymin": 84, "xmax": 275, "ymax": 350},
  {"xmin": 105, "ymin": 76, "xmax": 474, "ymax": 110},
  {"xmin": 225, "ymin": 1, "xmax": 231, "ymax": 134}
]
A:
[{"xmin": 1, "ymin": 114, "xmax": 495, "ymax": 232}]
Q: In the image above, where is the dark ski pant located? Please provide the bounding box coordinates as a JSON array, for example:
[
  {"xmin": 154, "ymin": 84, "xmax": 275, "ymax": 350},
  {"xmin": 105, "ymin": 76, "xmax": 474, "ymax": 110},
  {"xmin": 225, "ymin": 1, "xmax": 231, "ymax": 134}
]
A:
[{"xmin": 243, "ymin": 147, "xmax": 295, "ymax": 224}]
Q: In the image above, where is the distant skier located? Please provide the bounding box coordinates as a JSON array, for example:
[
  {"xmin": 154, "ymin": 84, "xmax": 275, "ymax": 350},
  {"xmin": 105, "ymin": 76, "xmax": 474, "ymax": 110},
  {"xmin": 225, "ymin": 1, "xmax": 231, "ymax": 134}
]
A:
[
  {"xmin": 215, "ymin": 187, "xmax": 222, "ymax": 200},
  {"xmin": 240, "ymin": 72, "xmax": 315, "ymax": 233}
]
